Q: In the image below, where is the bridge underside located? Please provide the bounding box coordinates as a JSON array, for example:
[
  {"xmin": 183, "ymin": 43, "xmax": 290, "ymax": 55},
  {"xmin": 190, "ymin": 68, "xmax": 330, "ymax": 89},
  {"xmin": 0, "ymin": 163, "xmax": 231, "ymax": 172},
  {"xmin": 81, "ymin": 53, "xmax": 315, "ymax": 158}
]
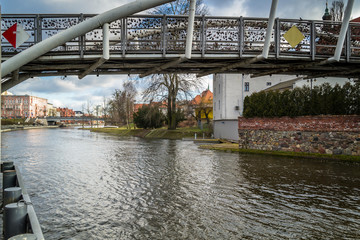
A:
[{"xmin": 4, "ymin": 53, "xmax": 359, "ymax": 76}]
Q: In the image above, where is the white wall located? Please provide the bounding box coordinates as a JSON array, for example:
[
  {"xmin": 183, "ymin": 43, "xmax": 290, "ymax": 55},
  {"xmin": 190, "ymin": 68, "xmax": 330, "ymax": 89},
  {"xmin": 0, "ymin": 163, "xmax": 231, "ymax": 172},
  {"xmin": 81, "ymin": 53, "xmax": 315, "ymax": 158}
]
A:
[{"xmin": 213, "ymin": 74, "xmax": 300, "ymax": 141}]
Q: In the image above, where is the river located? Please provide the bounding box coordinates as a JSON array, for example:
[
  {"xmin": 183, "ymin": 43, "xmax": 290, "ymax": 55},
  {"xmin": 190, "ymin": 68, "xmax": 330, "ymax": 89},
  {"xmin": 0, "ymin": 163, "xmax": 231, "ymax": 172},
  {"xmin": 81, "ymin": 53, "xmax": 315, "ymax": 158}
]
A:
[{"xmin": 2, "ymin": 128, "xmax": 360, "ymax": 239}]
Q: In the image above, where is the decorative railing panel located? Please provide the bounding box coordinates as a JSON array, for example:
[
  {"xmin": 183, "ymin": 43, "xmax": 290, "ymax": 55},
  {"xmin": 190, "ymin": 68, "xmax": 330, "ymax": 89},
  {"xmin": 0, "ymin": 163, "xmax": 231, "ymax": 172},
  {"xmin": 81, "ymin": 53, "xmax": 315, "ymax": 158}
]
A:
[{"xmin": 2, "ymin": 14, "xmax": 360, "ymax": 61}]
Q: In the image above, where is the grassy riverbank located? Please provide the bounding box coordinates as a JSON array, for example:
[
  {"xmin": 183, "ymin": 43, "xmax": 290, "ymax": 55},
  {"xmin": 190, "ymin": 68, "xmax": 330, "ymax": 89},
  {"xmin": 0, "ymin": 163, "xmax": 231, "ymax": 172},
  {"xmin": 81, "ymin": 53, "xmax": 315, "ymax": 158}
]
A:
[
  {"xmin": 199, "ymin": 143, "xmax": 360, "ymax": 162},
  {"xmin": 84, "ymin": 126, "xmax": 212, "ymax": 140},
  {"xmin": 83, "ymin": 127, "xmax": 360, "ymax": 161}
]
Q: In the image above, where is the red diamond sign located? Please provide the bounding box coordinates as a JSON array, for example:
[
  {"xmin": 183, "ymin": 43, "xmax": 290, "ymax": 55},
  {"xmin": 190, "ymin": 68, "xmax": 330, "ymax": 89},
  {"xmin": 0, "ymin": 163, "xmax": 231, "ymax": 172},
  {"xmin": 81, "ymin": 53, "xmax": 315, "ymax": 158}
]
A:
[{"xmin": 2, "ymin": 23, "xmax": 30, "ymax": 48}]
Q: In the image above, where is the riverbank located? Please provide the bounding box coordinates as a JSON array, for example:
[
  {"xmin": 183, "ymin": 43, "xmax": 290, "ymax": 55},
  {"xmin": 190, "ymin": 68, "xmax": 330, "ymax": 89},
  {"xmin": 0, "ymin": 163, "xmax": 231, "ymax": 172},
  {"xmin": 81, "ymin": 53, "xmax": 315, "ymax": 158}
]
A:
[
  {"xmin": 82, "ymin": 127, "xmax": 360, "ymax": 162},
  {"xmin": 83, "ymin": 127, "xmax": 212, "ymax": 140},
  {"xmin": 1, "ymin": 125, "xmax": 59, "ymax": 132},
  {"xmin": 199, "ymin": 143, "xmax": 360, "ymax": 162}
]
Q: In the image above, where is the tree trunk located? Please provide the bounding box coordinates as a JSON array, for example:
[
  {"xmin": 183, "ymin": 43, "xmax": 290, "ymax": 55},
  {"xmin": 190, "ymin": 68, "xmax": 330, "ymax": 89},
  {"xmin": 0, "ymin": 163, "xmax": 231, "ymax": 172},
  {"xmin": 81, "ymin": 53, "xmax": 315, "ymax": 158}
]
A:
[{"xmin": 167, "ymin": 95, "xmax": 172, "ymax": 130}]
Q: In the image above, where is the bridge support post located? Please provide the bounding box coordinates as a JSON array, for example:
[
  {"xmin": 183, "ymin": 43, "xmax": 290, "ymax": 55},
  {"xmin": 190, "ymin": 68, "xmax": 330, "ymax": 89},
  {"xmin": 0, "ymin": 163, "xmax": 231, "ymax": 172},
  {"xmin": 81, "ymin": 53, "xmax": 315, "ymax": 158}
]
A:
[
  {"xmin": 78, "ymin": 23, "xmax": 110, "ymax": 79},
  {"xmin": 328, "ymin": 0, "xmax": 354, "ymax": 62},
  {"xmin": 262, "ymin": 0, "xmax": 278, "ymax": 58},
  {"xmin": 185, "ymin": 0, "xmax": 197, "ymax": 59}
]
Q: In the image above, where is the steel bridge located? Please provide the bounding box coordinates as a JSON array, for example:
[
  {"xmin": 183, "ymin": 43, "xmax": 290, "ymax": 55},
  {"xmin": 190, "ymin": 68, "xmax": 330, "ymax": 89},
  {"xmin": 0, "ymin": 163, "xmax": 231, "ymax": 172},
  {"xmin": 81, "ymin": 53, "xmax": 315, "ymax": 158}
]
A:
[{"xmin": 1, "ymin": 0, "xmax": 360, "ymax": 92}]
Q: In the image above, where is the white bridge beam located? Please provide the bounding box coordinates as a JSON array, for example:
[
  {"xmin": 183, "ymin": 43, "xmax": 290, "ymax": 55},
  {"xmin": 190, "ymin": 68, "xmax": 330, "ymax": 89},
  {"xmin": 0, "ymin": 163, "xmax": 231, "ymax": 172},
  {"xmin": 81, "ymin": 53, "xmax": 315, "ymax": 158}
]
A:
[{"xmin": 1, "ymin": 0, "xmax": 175, "ymax": 78}]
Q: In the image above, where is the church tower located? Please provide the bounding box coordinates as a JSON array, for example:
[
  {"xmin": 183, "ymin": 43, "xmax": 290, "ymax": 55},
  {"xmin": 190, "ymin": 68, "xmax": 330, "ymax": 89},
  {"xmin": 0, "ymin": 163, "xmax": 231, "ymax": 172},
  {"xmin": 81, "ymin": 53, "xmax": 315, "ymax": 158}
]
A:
[{"xmin": 322, "ymin": 0, "xmax": 332, "ymax": 20}]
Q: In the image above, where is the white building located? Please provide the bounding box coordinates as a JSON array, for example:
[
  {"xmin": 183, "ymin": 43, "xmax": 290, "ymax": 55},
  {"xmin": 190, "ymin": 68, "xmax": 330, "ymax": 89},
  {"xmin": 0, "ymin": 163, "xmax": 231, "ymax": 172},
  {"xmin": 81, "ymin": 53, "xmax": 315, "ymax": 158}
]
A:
[
  {"xmin": 213, "ymin": 74, "xmax": 302, "ymax": 141},
  {"xmin": 213, "ymin": 74, "xmax": 355, "ymax": 141}
]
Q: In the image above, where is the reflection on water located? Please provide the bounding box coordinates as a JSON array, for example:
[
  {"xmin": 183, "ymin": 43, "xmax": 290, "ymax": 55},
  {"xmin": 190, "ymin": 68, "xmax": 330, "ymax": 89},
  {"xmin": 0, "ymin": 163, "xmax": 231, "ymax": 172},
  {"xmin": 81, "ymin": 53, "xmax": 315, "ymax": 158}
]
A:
[{"xmin": 2, "ymin": 128, "xmax": 360, "ymax": 239}]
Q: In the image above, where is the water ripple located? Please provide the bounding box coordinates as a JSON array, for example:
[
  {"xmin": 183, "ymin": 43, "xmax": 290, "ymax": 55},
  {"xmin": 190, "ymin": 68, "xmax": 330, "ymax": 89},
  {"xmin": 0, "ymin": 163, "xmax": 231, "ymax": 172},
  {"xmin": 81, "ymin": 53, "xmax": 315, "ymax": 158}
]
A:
[{"xmin": 2, "ymin": 128, "xmax": 360, "ymax": 239}]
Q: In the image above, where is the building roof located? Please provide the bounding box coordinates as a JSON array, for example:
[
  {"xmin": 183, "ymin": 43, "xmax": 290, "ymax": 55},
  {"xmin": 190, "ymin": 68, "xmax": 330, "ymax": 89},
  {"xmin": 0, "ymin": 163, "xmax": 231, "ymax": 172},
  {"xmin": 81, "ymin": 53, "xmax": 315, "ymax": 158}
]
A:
[
  {"xmin": 264, "ymin": 77, "xmax": 303, "ymax": 92},
  {"xmin": 351, "ymin": 17, "xmax": 360, "ymax": 22},
  {"xmin": 191, "ymin": 89, "xmax": 213, "ymax": 105},
  {"xmin": 1, "ymin": 91, "xmax": 13, "ymax": 95}
]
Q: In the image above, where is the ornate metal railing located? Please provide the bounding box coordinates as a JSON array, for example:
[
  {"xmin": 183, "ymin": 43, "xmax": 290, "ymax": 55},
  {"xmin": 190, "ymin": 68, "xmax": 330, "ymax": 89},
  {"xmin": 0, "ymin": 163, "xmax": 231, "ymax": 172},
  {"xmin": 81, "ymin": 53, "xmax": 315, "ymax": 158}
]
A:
[{"xmin": 2, "ymin": 14, "xmax": 360, "ymax": 60}]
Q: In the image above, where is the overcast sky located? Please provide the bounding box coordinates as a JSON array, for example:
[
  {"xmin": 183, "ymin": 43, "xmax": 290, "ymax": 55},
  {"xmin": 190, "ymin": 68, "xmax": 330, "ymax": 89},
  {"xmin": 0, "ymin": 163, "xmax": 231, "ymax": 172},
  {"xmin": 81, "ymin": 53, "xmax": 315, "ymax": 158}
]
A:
[{"xmin": 2, "ymin": 0, "xmax": 360, "ymax": 110}]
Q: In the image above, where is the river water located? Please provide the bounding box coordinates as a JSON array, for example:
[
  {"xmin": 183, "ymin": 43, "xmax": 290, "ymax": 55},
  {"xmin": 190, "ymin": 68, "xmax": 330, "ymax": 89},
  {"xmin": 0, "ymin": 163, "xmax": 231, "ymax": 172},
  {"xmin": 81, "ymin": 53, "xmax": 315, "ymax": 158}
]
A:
[{"xmin": 2, "ymin": 128, "xmax": 360, "ymax": 239}]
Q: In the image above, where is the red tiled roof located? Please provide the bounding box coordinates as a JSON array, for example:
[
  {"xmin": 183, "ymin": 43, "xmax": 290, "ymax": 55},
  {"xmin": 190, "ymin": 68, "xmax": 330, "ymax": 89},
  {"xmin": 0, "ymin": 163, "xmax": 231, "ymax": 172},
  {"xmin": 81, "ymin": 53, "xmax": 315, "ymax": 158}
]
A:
[
  {"xmin": 191, "ymin": 89, "xmax": 213, "ymax": 105},
  {"xmin": 351, "ymin": 17, "xmax": 360, "ymax": 22}
]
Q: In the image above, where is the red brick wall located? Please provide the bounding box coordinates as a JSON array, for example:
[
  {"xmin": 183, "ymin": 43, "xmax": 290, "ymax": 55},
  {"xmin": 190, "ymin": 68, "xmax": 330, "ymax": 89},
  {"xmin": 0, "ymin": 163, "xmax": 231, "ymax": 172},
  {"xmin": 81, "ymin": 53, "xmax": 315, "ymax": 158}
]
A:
[{"xmin": 238, "ymin": 115, "xmax": 360, "ymax": 132}]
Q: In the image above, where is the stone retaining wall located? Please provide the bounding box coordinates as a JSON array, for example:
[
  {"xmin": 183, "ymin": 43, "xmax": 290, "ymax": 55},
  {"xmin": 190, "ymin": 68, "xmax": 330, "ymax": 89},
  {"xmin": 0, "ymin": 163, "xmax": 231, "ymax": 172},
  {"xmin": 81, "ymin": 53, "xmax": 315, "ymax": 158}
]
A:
[{"xmin": 238, "ymin": 116, "xmax": 360, "ymax": 156}]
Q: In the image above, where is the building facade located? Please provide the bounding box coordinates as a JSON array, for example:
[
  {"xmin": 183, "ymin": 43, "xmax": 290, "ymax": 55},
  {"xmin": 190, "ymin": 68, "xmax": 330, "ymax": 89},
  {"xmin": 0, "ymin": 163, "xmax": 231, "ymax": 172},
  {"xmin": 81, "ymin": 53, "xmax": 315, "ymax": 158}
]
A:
[
  {"xmin": 57, "ymin": 108, "xmax": 75, "ymax": 117},
  {"xmin": 1, "ymin": 92, "xmax": 48, "ymax": 118},
  {"xmin": 213, "ymin": 74, "xmax": 300, "ymax": 141},
  {"xmin": 191, "ymin": 89, "xmax": 213, "ymax": 124}
]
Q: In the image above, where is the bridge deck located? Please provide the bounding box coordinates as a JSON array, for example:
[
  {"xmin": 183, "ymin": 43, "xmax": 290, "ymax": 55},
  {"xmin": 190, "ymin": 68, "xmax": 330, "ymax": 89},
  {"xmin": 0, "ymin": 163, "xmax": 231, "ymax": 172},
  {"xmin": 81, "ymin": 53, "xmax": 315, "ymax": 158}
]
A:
[{"xmin": 1, "ymin": 14, "xmax": 360, "ymax": 87}]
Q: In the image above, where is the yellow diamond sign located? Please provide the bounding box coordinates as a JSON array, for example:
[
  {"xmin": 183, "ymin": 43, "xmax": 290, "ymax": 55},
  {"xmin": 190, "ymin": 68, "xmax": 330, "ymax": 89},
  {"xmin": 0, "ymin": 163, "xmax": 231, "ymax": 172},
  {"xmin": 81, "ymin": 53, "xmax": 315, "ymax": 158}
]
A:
[{"xmin": 283, "ymin": 25, "xmax": 305, "ymax": 48}]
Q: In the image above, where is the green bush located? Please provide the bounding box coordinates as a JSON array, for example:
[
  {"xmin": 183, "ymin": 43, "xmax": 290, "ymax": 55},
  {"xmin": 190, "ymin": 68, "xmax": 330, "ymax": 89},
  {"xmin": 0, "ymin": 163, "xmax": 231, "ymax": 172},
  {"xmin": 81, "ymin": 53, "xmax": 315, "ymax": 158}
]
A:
[
  {"xmin": 243, "ymin": 82, "xmax": 360, "ymax": 118},
  {"xmin": 133, "ymin": 105, "xmax": 165, "ymax": 129}
]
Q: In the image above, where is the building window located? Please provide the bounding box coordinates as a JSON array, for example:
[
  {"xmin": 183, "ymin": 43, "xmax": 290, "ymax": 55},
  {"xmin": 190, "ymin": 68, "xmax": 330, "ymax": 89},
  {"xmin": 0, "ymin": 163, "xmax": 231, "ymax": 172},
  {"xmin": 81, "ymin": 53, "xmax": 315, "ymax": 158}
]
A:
[
  {"xmin": 266, "ymin": 82, "xmax": 272, "ymax": 86},
  {"xmin": 214, "ymin": 102, "xmax": 216, "ymax": 111},
  {"xmin": 218, "ymin": 100, "xmax": 220, "ymax": 110},
  {"xmin": 244, "ymin": 82, "xmax": 250, "ymax": 92},
  {"xmin": 218, "ymin": 84, "xmax": 220, "ymax": 94}
]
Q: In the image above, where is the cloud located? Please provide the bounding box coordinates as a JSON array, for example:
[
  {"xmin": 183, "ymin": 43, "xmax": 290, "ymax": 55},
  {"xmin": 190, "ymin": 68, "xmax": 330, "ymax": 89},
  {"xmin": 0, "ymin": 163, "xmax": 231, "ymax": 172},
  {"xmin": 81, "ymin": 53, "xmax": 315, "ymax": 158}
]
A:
[
  {"xmin": 10, "ymin": 75, "xmax": 129, "ymax": 110},
  {"xmin": 208, "ymin": 0, "xmax": 248, "ymax": 17}
]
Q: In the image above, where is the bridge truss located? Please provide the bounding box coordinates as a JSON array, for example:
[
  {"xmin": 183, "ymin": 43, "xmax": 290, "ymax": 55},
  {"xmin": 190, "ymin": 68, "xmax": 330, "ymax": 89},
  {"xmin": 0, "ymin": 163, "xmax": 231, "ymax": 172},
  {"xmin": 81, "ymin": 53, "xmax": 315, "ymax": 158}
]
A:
[{"xmin": 1, "ymin": 1, "xmax": 360, "ymax": 91}]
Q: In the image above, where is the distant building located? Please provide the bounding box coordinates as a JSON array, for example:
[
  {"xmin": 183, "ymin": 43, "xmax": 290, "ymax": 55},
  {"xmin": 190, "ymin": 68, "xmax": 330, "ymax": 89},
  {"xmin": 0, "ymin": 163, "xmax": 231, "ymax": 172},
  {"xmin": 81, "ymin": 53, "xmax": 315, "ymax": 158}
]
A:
[
  {"xmin": 190, "ymin": 89, "xmax": 213, "ymax": 124},
  {"xmin": 1, "ymin": 92, "xmax": 48, "ymax": 118},
  {"xmin": 134, "ymin": 101, "xmax": 167, "ymax": 115},
  {"xmin": 322, "ymin": 1, "xmax": 331, "ymax": 21},
  {"xmin": 74, "ymin": 111, "xmax": 84, "ymax": 117},
  {"xmin": 57, "ymin": 107, "xmax": 75, "ymax": 117},
  {"xmin": 47, "ymin": 103, "xmax": 57, "ymax": 117}
]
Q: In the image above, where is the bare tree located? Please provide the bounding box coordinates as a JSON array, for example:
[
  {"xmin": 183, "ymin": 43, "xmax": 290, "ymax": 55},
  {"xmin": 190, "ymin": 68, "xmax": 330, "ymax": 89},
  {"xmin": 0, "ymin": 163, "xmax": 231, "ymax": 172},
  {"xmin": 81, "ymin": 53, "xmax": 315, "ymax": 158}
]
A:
[
  {"xmin": 109, "ymin": 81, "xmax": 137, "ymax": 128},
  {"xmin": 150, "ymin": 0, "xmax": 209, "ymax": 15},
  {"xmin": 143, "ymin": 74, "xmax": 201, "ymax": 129},
  {"xmin": 143, "ymin": 1, "xmax": 208, "ymax": 130},
  {"xmin": 85, "ymin": 100, "xmax": 94, "ymax": 128},
  {"xmin": 102, "ymin": 96, "xmax": 110, "ymax": 126},
  {"xmin": 331, "ymin": 0, "xmax": 344, "ymax": 22},
  {"xmin": 123, "ymin": 81, "xmax": 137, "ymax": 129},
  {"xmin": 81, "ymin": 103, "xmax": 85, "ymax": 128}
]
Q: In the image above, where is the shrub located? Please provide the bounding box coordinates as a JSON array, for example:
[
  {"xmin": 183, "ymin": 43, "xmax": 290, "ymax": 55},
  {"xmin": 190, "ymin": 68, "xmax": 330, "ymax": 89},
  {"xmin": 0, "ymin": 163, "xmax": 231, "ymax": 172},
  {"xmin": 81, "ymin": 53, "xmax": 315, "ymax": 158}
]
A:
[
  {"xmin": 133, "ymin": 105, "xmax": 165, "ymax": 129},
  {"xmin": 243, "ymin": 82, "xmax": 360, "ymax": 118}
]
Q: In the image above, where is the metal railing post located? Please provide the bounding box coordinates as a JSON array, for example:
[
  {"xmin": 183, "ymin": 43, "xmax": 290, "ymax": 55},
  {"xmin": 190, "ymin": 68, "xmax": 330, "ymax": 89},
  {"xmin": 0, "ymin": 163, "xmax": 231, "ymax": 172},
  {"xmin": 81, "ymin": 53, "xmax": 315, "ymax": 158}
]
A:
[
  {"xmin": 311, "ymin": 21, "xmax": 316, "ymax": 61},
  {"xmin": 239, "ymin": 17, "xmax": 244, "ymax": 58},
  {"xmin": 346, "ymin": 26, "xmax": 351, "ymax": 62},
  {"xmin": 275, "ymin": 18, "xmax": 280, "ymax": 58},
  {"xmin": 201, "ymin": 15, "xmax": 206, "ymax": 57},
  {"xmin": 162, "ymin": 14, "xmax": 167, "ymax": 57},
  {"xmin": 35, "ymin": 15, "xmax": 42, "ymax": 43},
  {"xmin": 122, "ymin": 18, "xmax": 127, "ymax": 57},
  {"xmin": 79, "ymin": 13, "xmax": 84, "ymax": 58}
]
